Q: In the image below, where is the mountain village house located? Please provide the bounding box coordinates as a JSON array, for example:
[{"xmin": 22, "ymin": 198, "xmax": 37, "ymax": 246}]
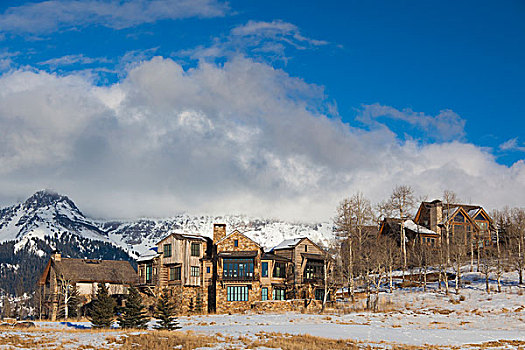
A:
[
  {"xmin": 137, "ymin": 224, "xmax": 332, "ymax": 314},
  {"xmin": 379, "ymin": 200, "xmax": 495, "ymax": 251},
  {"xmin": 38, "ymin": 252, "xmax": 137, "ymax": 320}
]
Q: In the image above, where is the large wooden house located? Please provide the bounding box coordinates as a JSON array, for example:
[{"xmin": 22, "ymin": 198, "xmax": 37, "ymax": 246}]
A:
[
  {"xmin": 414, "ymin": 200, "xmax": 495, "ymax": 247},
  {"xmin": 38, "ymin": 252, "xmax": 137, "ymax": 320},
  {"xmin": 137, "ymin": 233, "xmax": 213, "ymax": 314},
  {"xmin": 136, "ymin": 224, "xmax": 330, "ymax": 314}
]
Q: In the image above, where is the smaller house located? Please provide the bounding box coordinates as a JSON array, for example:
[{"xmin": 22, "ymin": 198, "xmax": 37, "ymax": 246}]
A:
[
  {"xmin": 38, "ymin": 251, "xmax": 137, "ymax": 320},
  {"xmin": 270, "ymin": 237, "xmax": 331, "ymax": 301},
  {"xmin": 379, "ymin": 218, "xmax": 440, "ymax": 247},
  {"xmin": 136, "ymin": 232, "xmax": 213, "ymax": 314}
]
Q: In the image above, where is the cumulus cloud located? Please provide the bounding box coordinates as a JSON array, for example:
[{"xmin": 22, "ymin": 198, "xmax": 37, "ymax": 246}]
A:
[
  {"xmin": 358, "ymin": 103, "xmax": 466, "ymax": 142},
  {"xmin": 0, "ymin": 56, "xmax": 523, "ymax": 221},
  {"xmin": 0, "ymin": 0, "xmax": 229, "ymax": 35},
  {"xmin": 182, "ymin": 20, "xmax": 328, "ymax": 62}
]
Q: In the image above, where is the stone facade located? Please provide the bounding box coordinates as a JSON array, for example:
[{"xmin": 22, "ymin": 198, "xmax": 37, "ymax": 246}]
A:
[
  {"xmin": 137, "ymin": 224, "xmax": 332, "ymax": 315},
  {"xmin": 215, "ymin": 230, "xmax": 263, "ymax": 314}
]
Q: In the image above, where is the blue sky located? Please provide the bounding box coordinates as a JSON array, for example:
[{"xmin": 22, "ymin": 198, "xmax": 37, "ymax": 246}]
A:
[{"xmin": 0, "ymin": 0, "xmax": 523, "ymax": 220}]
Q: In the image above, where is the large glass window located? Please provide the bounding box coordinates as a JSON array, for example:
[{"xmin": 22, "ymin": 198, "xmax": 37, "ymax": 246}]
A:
[
  {"xmin": 169, "ymin": 266, "xmax": 181, "ymax": 281},
  {"xmin": 223, "ymin": 259, "xmax": 254, "ymax": 280},
  {"xmin": 163, "ymin": 244, "xmax": 172, "ymax": 258},
  {"xmin": 273, "ymin": 288, "xmax": 285, "ymax": 300},
  {"xmin": 261, "ymin": 262, "xmax": 268, "ymax": 277},
  {"xmin": 304, "ymin": 260, "xmax": 324, "ymax": 280},
  {"xmin": 146, "ymin": 263, "xmax": 152, "ymax": 283},
  {"xmin": 191, "ymin": 243, "xmax": 200, "ymax": 257},
  {"xmin": 191, "ymin": 266, "xmax": 200, "ymax": 277},
  {"xmin": 227, "ymin": 286, "xmax": 248, "ymax": 301},
  {"xmin": 454, "ymin": 212, "xmax": 465, "ymax": 223},
  {"xmin": 273, "ymin": 262, "xmax": 286, "ymax": 278},
  {"xmin": 261, "ymin": 287, "xmax": 268, "ymax": 301}
]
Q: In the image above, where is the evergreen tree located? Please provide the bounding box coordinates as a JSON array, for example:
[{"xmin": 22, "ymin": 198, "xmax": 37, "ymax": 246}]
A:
[
  {"xmin": 117, "ymin": 285, "xmax": 149, "ymax": 329},
  {"xmin": 89, "ymin": 283, "xmax": 116, "ymax": 328},
  {"xmin": 154, "ymin": 289, "xmax": 181, "ymax": 330}
]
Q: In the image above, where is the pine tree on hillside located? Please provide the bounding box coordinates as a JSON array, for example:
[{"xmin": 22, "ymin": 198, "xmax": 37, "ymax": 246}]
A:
[
  {"xmin": 117, "ymin": 285, "xmax": 149, "ymax": 329},
  {"xmin": 154, "ymin": 289, "xmax": 181, "ymax": 331},
  {"xmin": 89, "ymin": 283, "xmax": 116, "ymax": 328}
]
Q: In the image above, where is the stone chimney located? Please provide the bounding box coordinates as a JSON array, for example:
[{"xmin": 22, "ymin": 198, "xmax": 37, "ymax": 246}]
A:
[
  {"xmin": 51, "ymin": 250, "xmax": 61, "ymax": 262},
  {"xmin": 213, "ymin": 224, "xmax": 226, "ymax": 243},
  {"xmin": 429, "ymin": 200, "xmax": 443, "ymax": 234}
]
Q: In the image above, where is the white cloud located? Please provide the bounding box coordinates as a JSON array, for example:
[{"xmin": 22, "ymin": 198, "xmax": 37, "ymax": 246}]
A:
[
  {"xmin": 0, "ymin": 56, "xmax": 523, "ymax": 221},
  {"xmin": 182, "ymin": 20, "xmax": 329, "ymax": 62},
  {"xmin": 358, "ymin": 103, "xmax": 466, "ymax": 142},
  {"xmin": 0, "ymin": 0, "xmax": 229, "ymax": 34},
  {"xmin": 500, "ymin": 137, "xmax": 525, "ymax": 152},
  {"xmin": 39, "ymin": 54, "xmax": 111, "ymax": 67}
]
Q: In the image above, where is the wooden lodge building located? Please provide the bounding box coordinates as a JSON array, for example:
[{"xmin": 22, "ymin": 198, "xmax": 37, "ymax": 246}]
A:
[
  {"xmin": 137, "ymin": 224, "xmax": 331, "ymax": 314},
  {"xmin": 379, "ymin": 200, "xmax": 495, "ymax": 250},
  {"xmin": 38, "ymin": 252, "xmax": 137, "ymax": 320}
]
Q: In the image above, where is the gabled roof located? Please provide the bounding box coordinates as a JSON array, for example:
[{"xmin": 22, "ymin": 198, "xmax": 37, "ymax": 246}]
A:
[
  {"xmin": 271, "ymin": 238, "xmax": 306, "ymax": 251},
  {"xmin": 158, "ymin": 232, "xmax": 209, "ymax": 245},
  {"xmin": 440, "ymin": 206, "xmax": 480, "ymax": 230},
  {"xmin": 137, "ymin": 248, "xmax": 160, "ymax": 262},
  {"xmin": 216, "ymin": 229, "xmax": 261, "ymax": 248},
  {"xmin": 40, "ymin": 258, "xmax": 137, "ymax": 285},
  {"xmin": 380, "ymin": 218, "xmax": 438, "ymax": 236}
]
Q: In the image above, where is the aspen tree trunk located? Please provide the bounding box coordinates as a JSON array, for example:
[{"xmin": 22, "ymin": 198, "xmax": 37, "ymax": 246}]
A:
[{"xmin": 496, "ymin": 229, "xmax": 501, "ymax": 293}]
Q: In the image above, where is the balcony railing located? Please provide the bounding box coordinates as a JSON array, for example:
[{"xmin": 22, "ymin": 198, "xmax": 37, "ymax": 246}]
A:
[{"xmin": 222, "ymin": 274, "xmax": 256, "ymax": 282}]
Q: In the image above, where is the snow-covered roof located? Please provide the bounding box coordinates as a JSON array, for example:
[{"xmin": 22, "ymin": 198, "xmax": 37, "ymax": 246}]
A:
[
  {"xmin": 271, "ymin": 237, "xmax": 305, "ymax": 251},
  {"xmin": 404, "ymin": 220, "xmax": 438, "ymax": 235},
  {"xmin": 136, "ymin": 248, "xmax": 160, "ymax": 262}
]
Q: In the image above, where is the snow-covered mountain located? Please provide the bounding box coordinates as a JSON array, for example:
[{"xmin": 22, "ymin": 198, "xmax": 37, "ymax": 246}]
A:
[
  {"xmin": 0, "ymin": 190, "xmax": 335, "ymax": 295},
  {"xmin": 1, "ymin": 190, "xmax": 336, "ymax": 258}
]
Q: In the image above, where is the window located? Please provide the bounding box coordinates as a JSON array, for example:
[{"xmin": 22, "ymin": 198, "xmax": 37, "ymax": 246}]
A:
[
  {"xmin": 261, "ymin": 262, "xmax": 268, "ymax": 277},
  {"xmin": 163, "ymin": 244, "xmax": 172, "ymax": 258},
  {"xmin": 227, "ymin": 286, "xmax": 248, "ymax": 301},
  {"xmin": 191, "ymin": 266, "xmax": 200, "ymax": 277},
  {"xmin": 273, "ymin": 262, "xmax": 286, "ymax": 278},
  {"xmin": 223, "ymin": 259, "xmax": 254, "ymax": 280},
  {"xmin": 206, "ymin": 266, "xmax": 211, "ymax": 274},
  {"xmin": 305, "ymin": 245, "xmax": 308, "ymax": 252},
  {"xmin": 475, "ymin": 213, "xmax": 486, "ymax": 221},
  {"xmin": 169, "ymin": 266, "xmax": 181, "ymax": 281},
  {"xmin": 191, "ymin": 242, "xmax": 200, "ymax": 257},
  {"xmin": 273, "ymin": 288, "xmax": 285, "ymax": 300},
  {"xmin": 304, "ymin": 260, "xmax": 324, "ymax": 280},
  {"xmin": 261, "ymin": 287, "xmax": 268, "ymax": 301},
  {"xmin": 146, "ymin": 264, "xmax": 152, "ymax": 283},
  {"xmin": 315, "ymin": 289, "xmax": 327, "ymax": 301},
  {"xmin": 234, "ymin": 239, "xmax": 239, "ymax": 247},
  {"xmin": 454, "ymin": 212, "xmax": 465, "ymax": 223}
]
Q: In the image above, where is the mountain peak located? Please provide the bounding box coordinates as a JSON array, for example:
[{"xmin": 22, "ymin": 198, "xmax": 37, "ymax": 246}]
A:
[{"xmin": 23, "ymin": 189, "xmax": 81, "ymax": 214}]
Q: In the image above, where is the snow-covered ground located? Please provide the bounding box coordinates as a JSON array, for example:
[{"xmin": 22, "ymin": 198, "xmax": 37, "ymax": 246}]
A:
[{"xmin": 2, "ymin": 270, "xmax": 524, "ymax": 349}]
